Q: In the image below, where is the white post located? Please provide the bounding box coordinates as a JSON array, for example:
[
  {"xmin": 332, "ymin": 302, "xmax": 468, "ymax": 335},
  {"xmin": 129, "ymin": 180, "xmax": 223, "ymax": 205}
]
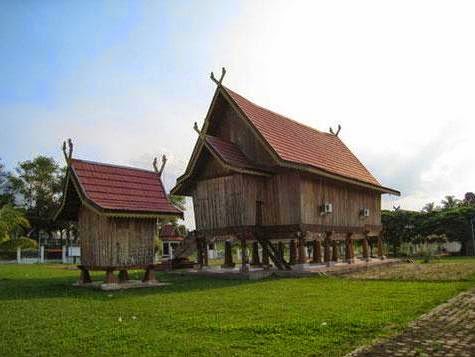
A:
[
  {"xmin": 17, "ymin": 247, "xmax": 21, "ymax": 264},
  {"xmin": 40, "ymin": 246, "xmax": 45, "ymax": 263},
  {"xmin": 170, "ymin": 244, "xmax": 174, "ymax": 260},
  {"xmin": 62, "ymin": 246, "xmax": 67, "ymax": 263}
]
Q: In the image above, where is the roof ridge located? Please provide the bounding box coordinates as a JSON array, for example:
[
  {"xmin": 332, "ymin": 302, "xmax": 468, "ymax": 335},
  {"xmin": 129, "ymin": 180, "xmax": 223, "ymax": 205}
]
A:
[
  {"xmin": 223, "ymin": 86, "xmax": 334, "ymax": 137},
  {"xmin": 71, "ymin": 158, "xmax": 158, "ymax": 175}
]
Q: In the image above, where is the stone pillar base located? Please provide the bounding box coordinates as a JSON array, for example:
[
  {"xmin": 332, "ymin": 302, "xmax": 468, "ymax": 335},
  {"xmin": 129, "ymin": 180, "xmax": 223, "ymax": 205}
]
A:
[
  {"xmin": 118, "ymin": 270, "xmax": 129, "ymax": 283},
  {"xmin": 346, "ymin": 258, "xmax": 355, "ymax": 264},
  {"xmin": 325, "ymin": 261, "xmax": 336, "ymax": 267},
  {"xmin": 292, "ymin": 264, "xmax": 306, "ymax": 271},
  {"xmin": 240, "ymin": 264, "xmax": 250, "ymax": 273}
]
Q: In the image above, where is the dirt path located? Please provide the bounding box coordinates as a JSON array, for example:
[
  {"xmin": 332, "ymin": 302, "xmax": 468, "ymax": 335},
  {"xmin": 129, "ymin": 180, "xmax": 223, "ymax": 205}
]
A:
[{"xmin": 347, "ymin": 288, "xmax": 475, "ymax": 357}]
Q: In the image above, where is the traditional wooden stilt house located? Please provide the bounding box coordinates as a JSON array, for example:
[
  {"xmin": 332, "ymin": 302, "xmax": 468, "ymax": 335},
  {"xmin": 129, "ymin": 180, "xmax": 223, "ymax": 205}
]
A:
[
  {"xmin": 171, "ymin": 69, "xmax": 400, "ymax": 271},
  {"xmin": 55, "ymin": 140, "xmax": 183, "ymax": 285},
  {"xmin": 159, "ymin": 224, "xmax": 184, "ymax": 258}
]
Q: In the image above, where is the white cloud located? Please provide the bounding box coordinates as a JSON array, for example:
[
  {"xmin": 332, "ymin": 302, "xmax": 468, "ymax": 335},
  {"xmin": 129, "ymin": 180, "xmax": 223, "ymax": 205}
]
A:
[{"xmin": 211, "ymin": 0, "xmax": 475, "ymax": 211}]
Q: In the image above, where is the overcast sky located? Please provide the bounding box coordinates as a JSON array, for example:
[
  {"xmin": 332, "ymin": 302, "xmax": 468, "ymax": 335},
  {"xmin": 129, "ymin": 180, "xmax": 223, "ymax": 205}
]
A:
[{"xmin": 1, "ymin": 1, "xmax": 474, "ymax": 227}]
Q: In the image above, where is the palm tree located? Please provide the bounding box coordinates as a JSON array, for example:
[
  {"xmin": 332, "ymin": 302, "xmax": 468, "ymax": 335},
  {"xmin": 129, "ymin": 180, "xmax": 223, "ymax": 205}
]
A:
[
  {"xmin": 0, "ymin": 205, "xmax": 30, "ymax": 242},
  {"xmin": 422, "ymin": 202, "xmax": 436, "ymax": 213},
  {"xmin": 441, "ymin": 195, "xmax": 460, "ymax": 209}
]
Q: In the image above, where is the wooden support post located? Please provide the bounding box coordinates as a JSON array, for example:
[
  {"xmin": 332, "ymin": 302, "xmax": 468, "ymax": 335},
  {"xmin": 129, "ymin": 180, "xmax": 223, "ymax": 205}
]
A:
[
  {"xmin": 289, "ymin": 240, "xmax": 297, "ymax": 265},
  {"xmin": 203, "ymin": 240, "xmax": 209, "ymax": 267},
  {"xmin": 261, "ymin": 241, "xmax": 270, "ymax": 268},
  {"xmin": 118, "ymin": 270, "xmax": 129, "ymax": 283},
  {"xmin": 324, "ymin": 232, "xmax": 332, "ymax": 266},
  {"xmin": 298, "ymin": 236, "xmax": 306, "ymax": 264},
  {"xmin": 362, "ymin": 236, "xmax": 370, "ymax": 261},
  {"xmin": 222, "ymin": 240, "xmax": 235, "ymax": 268},
  {"xmin": 143, "ymin": 265, "xmax": 157, "ymax": 283},
  {"xmin": 104, "ymin": 268, "xmax": 118, "ymax": 284},
  {"xmin": 332, "ymin": 240, "xmax": 339, "ymax": 262},
  {"xmin": 377, "ymin": 237, "xmax": 385, "ymax": 260},
  {"xmin": 312, "ymin": 240, "xmax": 322, "ymax": 264},
  {"xmin": 240, "ymin": 238, "xmax": 249, "ymax": 273},
  {"xmin": 345, "ymin": 233, "xmax": 354, "ymax": 264},
  {"xmin": 278, "ymin": 241, "xmax": 285, "ymax": 262},
  {"xmin": 79, "ymin": 266, "xmax": 92, "ymax": 284},
  {"xmin": 196, "ymin": 238, "xmax": 204, "ymax": 268},
  {"xmin": 250, "ymin": 241, "xmax": 261, "ymax": 267}
]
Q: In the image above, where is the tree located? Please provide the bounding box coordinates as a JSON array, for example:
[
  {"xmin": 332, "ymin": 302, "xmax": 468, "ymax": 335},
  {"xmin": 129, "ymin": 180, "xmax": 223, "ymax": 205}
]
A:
[
  {"xmin": 8, "ymin": 156, "xmax": 65, "ymax": 238},
  {"xmin": 422, "ymin": 202, "xmax": 436, "ymax": 213},
  {"xmin": 441, "ymin": 195, "xmax": 460, "ymax": 209},
  {"xmin": 157, "ymin": 195, "xmax": 186, "ymax": 228},
  {"xmin": 0, "ymin": 204, "xmax": 30, "ymax": 243},
  {"xmin": 0, "ymin": 159, "xmax": 15, "ymax": 207},
  {"xmin": 463, "ymin": 192, "xmax": 475, "ymax": 206}
]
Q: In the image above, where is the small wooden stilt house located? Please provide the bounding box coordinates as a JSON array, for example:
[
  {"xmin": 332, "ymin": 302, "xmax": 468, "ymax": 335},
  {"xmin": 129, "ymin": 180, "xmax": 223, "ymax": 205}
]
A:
[
  {"xmin": 55, "ymin": 140, "xmax": 182, "ymax": 284},
  {"xmin": 171, "ymin": 69, "xmax": 400, "ymax": 271}
]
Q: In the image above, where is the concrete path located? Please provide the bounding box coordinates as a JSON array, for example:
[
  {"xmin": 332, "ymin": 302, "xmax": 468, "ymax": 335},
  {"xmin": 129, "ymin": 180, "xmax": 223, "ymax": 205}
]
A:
[{"xmin": 348, "ymin": 288, "xmax": 475, "ymax": 357}]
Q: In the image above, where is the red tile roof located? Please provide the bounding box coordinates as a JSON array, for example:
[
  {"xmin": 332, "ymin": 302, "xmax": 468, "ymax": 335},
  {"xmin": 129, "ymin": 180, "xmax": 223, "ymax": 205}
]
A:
[
  {"xmin": 159, "ymin": 224, "xmax": 184, "ymax": 241},
  {"xmin": 205, "ymin": 135, "xmax": 264, "ymax": 171},
  {"xmin": 223, "ymin": 87, "xmax": 382, "ymax": 187},
  {"xmin": 70, "ymin": 159, "xmax": 182, "ymax": 215}
]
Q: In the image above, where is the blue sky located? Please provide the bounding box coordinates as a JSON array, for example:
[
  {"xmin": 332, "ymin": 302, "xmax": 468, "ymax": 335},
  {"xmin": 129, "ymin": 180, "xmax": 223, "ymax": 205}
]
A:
[{"xmin": 2, "ymin": 1, "xmax": 475, "ymax": 226}]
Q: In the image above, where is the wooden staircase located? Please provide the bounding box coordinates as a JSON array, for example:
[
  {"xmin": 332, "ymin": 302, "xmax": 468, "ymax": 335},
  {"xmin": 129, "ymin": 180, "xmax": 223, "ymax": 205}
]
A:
[{"xmin": 256, "ymin": 236, "xmax": 291, "ymax": 271}]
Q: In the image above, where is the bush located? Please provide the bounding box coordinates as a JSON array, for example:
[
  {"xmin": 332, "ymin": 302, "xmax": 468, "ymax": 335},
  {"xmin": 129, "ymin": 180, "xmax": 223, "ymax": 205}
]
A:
[{"xmin": 0, "ymin": 237, "xmax": 38, "ymax": 251}]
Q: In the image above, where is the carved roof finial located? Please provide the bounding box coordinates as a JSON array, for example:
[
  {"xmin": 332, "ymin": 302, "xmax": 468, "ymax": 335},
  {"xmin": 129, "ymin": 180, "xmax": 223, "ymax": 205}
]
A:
[
  {"xmin": 62, "ymin": 138, "xmax": 73, "ymax": 163},
  {"xmin": 153, "ymin": 155, "xmax": 167, "ymax": 176},
  {"xmin": 210, "ymin": 67, "xmax": 226, "ymax": 86},
  {"xmin": 329, "ymin": 124, "xmax": 341, "ymax": 137},
  {"xmin": 193, "ymin": 122, "xmax": 201, "ymax": 135}
]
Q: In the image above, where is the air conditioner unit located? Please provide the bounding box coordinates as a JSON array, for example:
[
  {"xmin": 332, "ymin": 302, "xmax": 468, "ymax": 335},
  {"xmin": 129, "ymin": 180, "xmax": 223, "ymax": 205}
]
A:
[
  {"xmin": 361, "ymin": 208, "xmax": 370, "ymax": 217},
  {"xmin": 321, "ymin": 203, "xmax": 333, "ymax": 215}
]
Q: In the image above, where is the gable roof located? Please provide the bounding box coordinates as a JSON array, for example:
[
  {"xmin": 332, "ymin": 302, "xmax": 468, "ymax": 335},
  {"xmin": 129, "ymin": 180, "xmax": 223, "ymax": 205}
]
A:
[
  {"xmin": 172, "ymin": 85, "xmax": 399, "ymax": 196},
  {"xmin": 221, "ymin": 87, "xmax": 399, "ymax": 195},
  {"xmin": 56, "ymin": 158, "xmax": 183, "ymax": 220},
  {"xmin": 159, "ymin": 224, "xmax": 184, "ymax": 241},
  {"xmin": 205, "ymin": 135, "xmax": 267, "ymax": 172}
]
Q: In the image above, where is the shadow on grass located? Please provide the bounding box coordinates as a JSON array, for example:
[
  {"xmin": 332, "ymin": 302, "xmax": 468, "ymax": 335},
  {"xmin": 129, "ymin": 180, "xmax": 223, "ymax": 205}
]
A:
[{"xmin": 0, "ymin": 271, "xmax": 278, "ymax": 301}]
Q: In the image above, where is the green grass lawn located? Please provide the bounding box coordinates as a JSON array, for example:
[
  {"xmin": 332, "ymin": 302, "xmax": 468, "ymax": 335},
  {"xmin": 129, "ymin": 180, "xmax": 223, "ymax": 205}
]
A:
[{"xmin": 1, "ymin": 259, "xmax": 474, "ymax": 356}]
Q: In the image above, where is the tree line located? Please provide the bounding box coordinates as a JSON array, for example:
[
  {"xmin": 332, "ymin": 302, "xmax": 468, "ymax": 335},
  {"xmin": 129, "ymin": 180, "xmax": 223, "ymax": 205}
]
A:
[{"xmin": 382, "ymin": 194, "xmax": 475, "ymax": 256}]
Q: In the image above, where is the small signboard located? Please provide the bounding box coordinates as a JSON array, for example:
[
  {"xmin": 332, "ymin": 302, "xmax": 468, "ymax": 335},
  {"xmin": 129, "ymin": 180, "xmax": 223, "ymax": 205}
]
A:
[{"xmin": 68, "ymin": 246, "xmax": 81, "ymax": 257}]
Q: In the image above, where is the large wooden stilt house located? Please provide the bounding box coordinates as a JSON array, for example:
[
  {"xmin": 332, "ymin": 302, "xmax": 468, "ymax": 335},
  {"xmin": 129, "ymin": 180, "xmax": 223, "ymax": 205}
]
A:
[
  {"xmin": 55, "ymin": 141, "xmax": 182, "ymax": 284},
  {"xmin": 171, "ymin": 69, "xmax": 400, "ymax": 271}
]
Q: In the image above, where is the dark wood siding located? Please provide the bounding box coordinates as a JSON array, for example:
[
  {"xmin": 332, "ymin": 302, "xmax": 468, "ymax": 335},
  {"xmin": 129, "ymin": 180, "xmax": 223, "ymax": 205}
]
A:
[
  {"xmin": 299, "ymin": 175, "xmax": 381, "ymax": 227},
  {"xmin": 78, "ymin": 206, "xmax": 156, "ymax": 268}
]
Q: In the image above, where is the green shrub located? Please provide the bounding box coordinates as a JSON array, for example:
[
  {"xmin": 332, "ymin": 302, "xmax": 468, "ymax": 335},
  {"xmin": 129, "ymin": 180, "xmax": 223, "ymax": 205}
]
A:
[{"xmin": 0, "ymin": 237, "xmax": 38, "ymax": 251}]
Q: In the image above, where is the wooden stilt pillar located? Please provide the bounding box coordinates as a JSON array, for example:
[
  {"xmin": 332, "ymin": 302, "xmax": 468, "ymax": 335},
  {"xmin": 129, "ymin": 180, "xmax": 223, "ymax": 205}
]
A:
[
  {"xmin": 142, "ymin": 265, "xmax": 157, "ymax": 283},
  {"xmin": 278, "ymin": 241, "xmax": 285, "ymax": 263},
  {"xmin": 324, "ymin": 232, "xmax": 332, "ymax": 266},
  {"xmin": 312, "ymin": 240, "xmax": 322, "ymax": 264},
  {"xmin": 203, "ymin": 240, "xmax": 209, "ymax": 267},
  {"xmin": 118, "ymin": 269, "xmax": 129, "ymax": 283},
  {"xmin": 250, "ymin": 241, "xmax": 261, "ymax": 266},
  {"xmin": 331, "ymin": 240, "xmax": 339, "ymax": 262},
  {"xmin": 362, "ymin": 236, "xmax": 370, "ymax": 261},
  {"xmin": 377, "ymin": 237, "xmax": 385, "ymax": 260},
  {"xmin": 104, "ymin": 268, "xmax": 118, "ymax": 284},
  {"xmin": 222, "ymin": 241, "xmax": 235, "ymax": 268},
  {"xmin": 289, "ymin": 240, "xmax": 297, "ymax": 265},
  {"xmin": 240, "ymin": 238, "xmax": 249, "ymax": 272},
  {"xmin": 196, "ymin": 237, "xmax": 204, "ymax": 268},
  {"xmin": 298, "ymin": 235, "xmax": 306, "ymax": 264},
  {"xmin": 345, "ymin": 233, "xmax": 354, "ymax": 264},
  {"xmin": 78, "ymin": 266, "xmax": 92, "ymax": 284},
  {"xmin": 261, "ymin": 241, "xmax": 270, "ymax": 268}
]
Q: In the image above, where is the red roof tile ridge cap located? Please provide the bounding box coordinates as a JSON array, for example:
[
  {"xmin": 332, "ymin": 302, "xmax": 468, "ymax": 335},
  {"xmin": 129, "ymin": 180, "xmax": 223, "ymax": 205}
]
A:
[
  {"xmin": 223, "ymin": 86, "xmax": 334, "ymax": 137},
  {"xmin": 70, "ymin": 158, "xmax": 159, "ymax": 175}
]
